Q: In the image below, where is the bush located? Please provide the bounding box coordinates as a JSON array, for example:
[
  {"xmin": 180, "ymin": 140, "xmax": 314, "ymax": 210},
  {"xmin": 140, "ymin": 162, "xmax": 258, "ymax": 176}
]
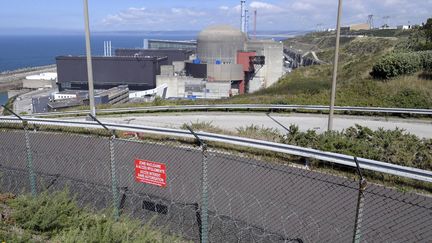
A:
[
  {"xmin": 418, "ymin": 51, "xmax": 432, "ymax": 71},
  {"xmin": 371, "ymin": 51, "xmax": 432, "ymax": 79},
  {"xmin": 281, "ymin": 124, "xmax": 432, "ymax": 170},
  {"xmin": 371, "ymin": 52, "xmax": 422, "ymax": 79},
  {"xmin": 236, "ymin": 125, "xmax": 283, "ymax": 142},
  {"xmin": 9, "ymin": 190, "xmax": 81, "ymax": 234},
  {"xmin": 4, "ymin": 190, "xmax": 185, "ymax": 242}
]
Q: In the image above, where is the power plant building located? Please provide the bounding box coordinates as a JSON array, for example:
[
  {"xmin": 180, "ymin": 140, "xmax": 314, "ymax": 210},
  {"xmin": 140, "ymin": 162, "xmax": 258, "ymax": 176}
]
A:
[
  {"xmin": 56, "ymin": 56, "xmax": 167, "ymax": 91},
  {"xmin": 157, "ymin": 25, "xmax": 283, "ymax": 99},
  {"xmin": 55, "ymin": 24, "xmax": 284, "ymax": 100}
]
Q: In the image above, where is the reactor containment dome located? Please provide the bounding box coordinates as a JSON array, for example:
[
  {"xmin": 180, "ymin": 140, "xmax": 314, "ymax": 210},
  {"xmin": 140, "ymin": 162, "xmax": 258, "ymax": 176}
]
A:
[{"xmin": 197, "ymin": 25, "xmax": 247, "ymax": 64}]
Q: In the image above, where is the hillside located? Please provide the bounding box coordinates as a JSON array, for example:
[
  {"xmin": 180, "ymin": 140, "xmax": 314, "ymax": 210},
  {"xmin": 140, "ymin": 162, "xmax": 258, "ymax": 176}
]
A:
[{"xmin": 228, "ymin": 28, "xmax": 432, "ymax": 109}]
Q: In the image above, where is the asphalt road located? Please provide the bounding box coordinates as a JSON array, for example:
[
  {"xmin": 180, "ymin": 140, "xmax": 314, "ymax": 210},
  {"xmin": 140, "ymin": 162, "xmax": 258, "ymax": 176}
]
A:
[
  {"xmin": 0, "ymin": 130, "xmax": 430, "ymax": 242},
  {"xmin": 71, "ymin": 112, "xmax": 432, "ymax": 138}
]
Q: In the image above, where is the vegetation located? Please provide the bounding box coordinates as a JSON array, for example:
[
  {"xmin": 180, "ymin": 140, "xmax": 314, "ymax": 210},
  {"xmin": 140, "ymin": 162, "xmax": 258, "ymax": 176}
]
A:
[
  {"xmin": 371, "ymin": 50, "xmax": 432, "ymax": 79},
  {"xmin": 0, "ymin": 190, "xmax": 186, "ymax": 242},
  {"xmin": 184, "ymin": 121, "xmax": 432, "ymax": 172},
  {"xmin": 371, "ymin": 52, "xmax": 422, "ymax": 79},
  {"xmin": 1, "ymin": 95, "xmax": 17, "ymax": 116}
]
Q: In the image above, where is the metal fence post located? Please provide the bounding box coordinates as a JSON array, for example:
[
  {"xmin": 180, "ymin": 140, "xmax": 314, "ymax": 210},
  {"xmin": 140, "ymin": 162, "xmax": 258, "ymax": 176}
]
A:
[
  {"xmin": 89, "ymin": 114, "xmax": 120, "ymax": 220},
  {"xmin": 186, "ymin": 126, "xmax": 209, "ymax": 243},
  {"xmin": 352, "ymin": 157, "xmax": 367, "ymax": 243},
  {"xmin": 2, "ymin": 105, "xmax": 37, "ymax": 196},
  {"xmin": 200, "ymin": 143, "xmax": 209, "ymax": 243}
]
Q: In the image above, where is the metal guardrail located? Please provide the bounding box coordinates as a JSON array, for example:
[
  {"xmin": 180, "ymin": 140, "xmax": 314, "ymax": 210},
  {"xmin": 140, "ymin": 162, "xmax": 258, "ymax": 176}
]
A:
[
  {"xmin": 1, "ymin": 116, "xmax": 431, "ymax": 183},
  {"xmin": 30, "ymin": 104, "xmax": 432, "ymax": 117}
]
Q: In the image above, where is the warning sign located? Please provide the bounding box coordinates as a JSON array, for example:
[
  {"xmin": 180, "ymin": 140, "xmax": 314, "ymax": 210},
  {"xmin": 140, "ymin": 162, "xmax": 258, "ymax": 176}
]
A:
[{"xmin": 135, "ymin": 159, "xmax": 167, "ymax": 187}]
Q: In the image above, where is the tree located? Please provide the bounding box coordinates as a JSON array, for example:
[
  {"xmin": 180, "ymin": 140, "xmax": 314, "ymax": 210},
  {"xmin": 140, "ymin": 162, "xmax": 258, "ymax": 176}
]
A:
[{"xmin": 424, "ymin": 18, "xmax": 432, "ymax": 43}]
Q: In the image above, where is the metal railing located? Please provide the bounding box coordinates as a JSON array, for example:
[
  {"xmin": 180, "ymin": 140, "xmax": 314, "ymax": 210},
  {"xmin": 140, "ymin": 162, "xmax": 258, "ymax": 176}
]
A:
[
  {"xmin": 29, "ymin": 104, "xmax": 432, "ymax": 117},
  {"xmin": 0, "ymin": 115, "xmax": 431, "ymax": 242},
  {"xmin": 1, "ymin": 116, "xmax": 431, "ymax": 183}
]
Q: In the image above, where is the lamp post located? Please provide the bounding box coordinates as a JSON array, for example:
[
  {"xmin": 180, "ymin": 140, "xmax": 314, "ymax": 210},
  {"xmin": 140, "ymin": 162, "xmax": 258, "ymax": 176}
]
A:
[
  {"xmin": 83, "ymin": 0, "xmax": 96, "ymax": 118},
  {"xmin": 327, "ymin": 0, "xmax": 343, "ymax": 131}
]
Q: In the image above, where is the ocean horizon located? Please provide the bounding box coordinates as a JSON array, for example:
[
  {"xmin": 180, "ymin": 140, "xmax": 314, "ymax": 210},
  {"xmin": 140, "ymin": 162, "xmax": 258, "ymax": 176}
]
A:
[{"xmin": 0, "ymin": 30, "xmax": 308, "ymax": 73}]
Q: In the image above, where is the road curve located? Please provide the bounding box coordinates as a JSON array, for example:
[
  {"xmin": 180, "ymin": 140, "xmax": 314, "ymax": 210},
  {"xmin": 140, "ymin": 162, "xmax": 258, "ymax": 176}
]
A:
[{"xmin": 67, "ymin": 112, "xmax": 432, "ymax": 138}]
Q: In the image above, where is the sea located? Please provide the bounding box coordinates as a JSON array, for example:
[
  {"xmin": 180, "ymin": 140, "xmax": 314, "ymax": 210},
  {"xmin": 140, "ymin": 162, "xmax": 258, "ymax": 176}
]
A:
[
  {"xmin": 0, "ymin": 30, "xmax": 306, "ymax": 73},
  {"xmin": 0, "ymin": 91, "xmax": 8, "ymax": 106}
]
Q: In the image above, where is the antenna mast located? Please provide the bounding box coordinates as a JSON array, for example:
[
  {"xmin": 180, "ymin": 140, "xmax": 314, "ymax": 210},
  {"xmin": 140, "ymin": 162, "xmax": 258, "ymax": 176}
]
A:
[{"xmin": 253, "ymin": 9, "xmax": 257, "ymax": 39}]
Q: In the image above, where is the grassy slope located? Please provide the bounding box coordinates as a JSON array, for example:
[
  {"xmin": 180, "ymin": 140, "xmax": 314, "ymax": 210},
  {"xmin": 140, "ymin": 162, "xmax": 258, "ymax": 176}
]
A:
[
  {"xmin": 67, "ymin": 29, "xmax": 431, "ymax": 111},
  {"xmin": 229, "ymin": 31, "xmax": 432, "ymax": 108}
]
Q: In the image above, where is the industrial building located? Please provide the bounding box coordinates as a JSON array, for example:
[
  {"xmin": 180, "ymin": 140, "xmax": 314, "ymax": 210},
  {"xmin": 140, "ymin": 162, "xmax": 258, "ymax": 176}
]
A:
[
  {"xmin": 55, "ymin": 1, "xmax": 284, "ymax": 101},
  {"xmin": 156, "ymin": 24, "xmax": 283, "ymax": 99},
  {"xmin": 115, "ymin": 49, "xmax": 193, "ymax": 65},
  {"xmin": 56, "ymin": 56, "xmax": 167, "ymax": 91},
  {"xmin": 32, "ymin": 85, "xmax": 129, "ymax": 113}
]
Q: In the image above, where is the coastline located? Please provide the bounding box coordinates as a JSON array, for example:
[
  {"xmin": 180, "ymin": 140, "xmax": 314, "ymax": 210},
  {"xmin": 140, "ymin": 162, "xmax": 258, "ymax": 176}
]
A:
[{"xmin": 0, "ymin": 64, "xmax": 56, "ymax": 91}]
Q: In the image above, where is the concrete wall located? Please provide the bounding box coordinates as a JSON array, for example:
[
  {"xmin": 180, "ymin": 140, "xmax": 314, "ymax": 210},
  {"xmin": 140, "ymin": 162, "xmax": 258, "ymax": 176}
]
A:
[
  {"xmin": 160, "ymin": 65, "xmax": 174, "ymax": 76},
  {"xmin": 206, "ymin": 82, "xmax": 231, "ymax": 98},
  {"xmin": 247, "ymin": 40, "xmax": 283, "ymax": 88},
  {"xmin": 23, "ymin": 79, "xmax": 55, "ymax": 89},
  {"xmin": 249, "ymin": 77, "xmax": 264, "ymax": 93},
  {"xmin": 156, "ymin": 76, "xmax": 189, "ymax": 98},
  {"xmin": 173, "ymin": 61, "xmax": 186, "ymax": 73},
  {"xmin": 207, "ymin": 64, "xmax": 243, "ymax": 81}
]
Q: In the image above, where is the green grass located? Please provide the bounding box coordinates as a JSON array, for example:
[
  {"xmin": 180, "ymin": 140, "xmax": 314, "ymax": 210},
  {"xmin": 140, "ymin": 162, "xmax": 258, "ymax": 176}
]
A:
[{"xmin": 0, "ymin": 190, "xmax": 187, "ymax": 242}]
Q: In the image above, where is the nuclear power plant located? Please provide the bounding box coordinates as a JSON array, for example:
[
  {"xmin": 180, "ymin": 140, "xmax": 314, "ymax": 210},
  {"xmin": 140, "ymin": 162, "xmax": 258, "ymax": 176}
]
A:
[{"xmin": 55, "ymin": 0, "xmax": 284, "ymax": 102}]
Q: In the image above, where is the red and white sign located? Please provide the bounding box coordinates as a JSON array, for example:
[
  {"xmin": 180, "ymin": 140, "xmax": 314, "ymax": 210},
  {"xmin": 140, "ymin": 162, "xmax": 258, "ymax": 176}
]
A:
[{"xmin": 135, "ymin": 159, "xmax": 167, "ymax": 187}]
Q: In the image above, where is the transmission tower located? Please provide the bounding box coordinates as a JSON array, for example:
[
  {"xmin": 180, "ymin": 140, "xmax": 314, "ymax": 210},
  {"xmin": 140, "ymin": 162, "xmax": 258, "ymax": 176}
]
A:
[
  {"xmin": 367, "ymin": 15, "xmax": 374, "ymax": 29},
  {"xmin": 383, "ymin": 16, "xmax": 390, "ymax": 29}
]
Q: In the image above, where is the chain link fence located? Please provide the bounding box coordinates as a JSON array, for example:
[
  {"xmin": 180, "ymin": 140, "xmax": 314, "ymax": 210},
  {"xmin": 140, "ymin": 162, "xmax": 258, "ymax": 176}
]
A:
[{"xmin": 0, "ymin": 118, "xmax": 431, "ymax": 242}]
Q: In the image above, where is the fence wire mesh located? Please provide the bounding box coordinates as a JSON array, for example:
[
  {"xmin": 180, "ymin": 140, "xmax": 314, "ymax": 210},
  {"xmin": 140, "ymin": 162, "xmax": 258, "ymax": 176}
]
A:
[{"xmin": 0, "ymin": 121, "xmax": 431, "ymax": 242}]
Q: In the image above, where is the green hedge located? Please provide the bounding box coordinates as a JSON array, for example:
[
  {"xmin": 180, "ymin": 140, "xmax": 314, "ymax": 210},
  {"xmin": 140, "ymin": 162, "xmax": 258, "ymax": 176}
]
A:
[
  {"xmin": 371, "ymin": 51, "xmax": 432, "ymax": 79},
  {"xmin": 371, "ymin": 52, "xmax": 422, "ymax": 79},
  {"xmin": 419, "ymin": 51, "xmax": 432, "ymax": 71}
]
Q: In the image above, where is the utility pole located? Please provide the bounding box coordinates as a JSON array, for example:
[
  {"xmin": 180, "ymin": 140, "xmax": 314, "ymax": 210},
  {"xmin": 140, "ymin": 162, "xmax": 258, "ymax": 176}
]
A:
[
  {"xmin": 83, "ymin": 0, "xmax": 96, "ymax": 118},
  {"xmin": 367, "ymin": 15, "xmax": 374, "ymax": 30},
  {"xmin": 327, "ymin": 0, "xmax": 343, "ymax": 131},
  {"xmin": 253, "ymin": 9, "xmax": 257, "ymax": 39}
]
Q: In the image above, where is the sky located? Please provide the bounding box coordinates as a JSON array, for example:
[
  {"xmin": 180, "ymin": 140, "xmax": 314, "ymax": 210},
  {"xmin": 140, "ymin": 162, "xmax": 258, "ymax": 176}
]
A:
[{"xmin": 0, "ymin": 0, "xmax": 431, "ymax": 34}]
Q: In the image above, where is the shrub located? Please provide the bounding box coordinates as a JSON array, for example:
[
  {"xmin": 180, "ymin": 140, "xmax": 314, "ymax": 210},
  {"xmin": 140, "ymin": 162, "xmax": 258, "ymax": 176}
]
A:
[
  {"xmin": 281, "ymin": 124, "xmax": 432, "ymax": 170},
  {"xmin": 371, "ymin": 52, "xmax": 422, "ymax": 79},
  {"xmin": 236, "ymin": 125, "xmax": 283, "ymax": 142},
  {"xmin": 418, "ymin": 51, "xmax": 432, "ymax": 71},
  {"xmin": 9, "ymin": 190, "xmax": 81, "ymax": 234}
]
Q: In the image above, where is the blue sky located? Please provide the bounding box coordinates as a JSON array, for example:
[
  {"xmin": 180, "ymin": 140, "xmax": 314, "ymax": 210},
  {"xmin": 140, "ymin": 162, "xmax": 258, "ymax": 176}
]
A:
[{"xmin": 0, "ymin": 0, "xmax": 431, "ymax": 33}]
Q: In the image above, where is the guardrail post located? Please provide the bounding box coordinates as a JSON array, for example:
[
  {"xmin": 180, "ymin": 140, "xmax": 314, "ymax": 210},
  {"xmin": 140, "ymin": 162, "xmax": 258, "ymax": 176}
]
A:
[
  {"xmin": 352, "ymin": 157, "xmax": 367, "ymax": 243},
  {"xmin": 186, "ymin": 126, "xmax": 209, "ymax": 243},
  {"xmin": 2, "ymin": 105, "xmax": 37, "ymax": 196},
  {"xmin": 89, "ymin": 114, "xmax": 120, "ymax": 220}
]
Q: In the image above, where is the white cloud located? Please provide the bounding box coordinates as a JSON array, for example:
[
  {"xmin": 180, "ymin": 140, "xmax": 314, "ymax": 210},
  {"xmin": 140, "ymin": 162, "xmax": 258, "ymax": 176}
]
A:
[
  {"xmin": 219, "ymin": 6, "xmax": 229, "ymax": 11},
  {"xmin": 101, "ymin": 7, "xmax": 209, "ymax": 29},
  {"xmin": 98, "ymin": 1, "xmax": 432, "ymax": 31},
  {"xmin": 291, "ymin": 2, "xmax": 313, "ymax": 11},
  {"xmin": 250, "ymin": 1, "xmax": 284, "ymax": 12}
]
